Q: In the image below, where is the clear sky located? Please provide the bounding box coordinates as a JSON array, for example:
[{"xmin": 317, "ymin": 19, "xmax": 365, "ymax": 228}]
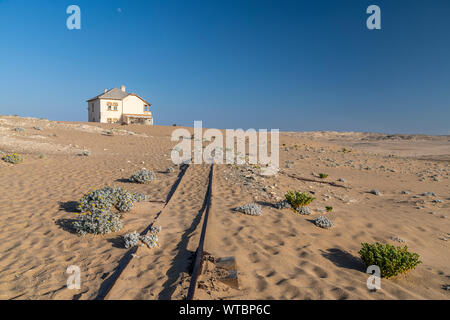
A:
[{"xmin": 0, "ymin": 0, "xmax": 449, "ymax": 134}]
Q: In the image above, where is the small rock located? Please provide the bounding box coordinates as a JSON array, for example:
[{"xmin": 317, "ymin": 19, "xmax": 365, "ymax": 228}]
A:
[
  {"xmin": 78, "ymin": 150, "xmax": 91, "ymax": 156},
  {"xmin": 391, "ymin": 236, "xmax": 405, "ymax": 243},
  {"xmin": 369, "ymin": 189, "xmax": 381, "ymax": 196},
  {"xmin": 421, "ymin": 192, "xmax": 437, "ymax": 197}
]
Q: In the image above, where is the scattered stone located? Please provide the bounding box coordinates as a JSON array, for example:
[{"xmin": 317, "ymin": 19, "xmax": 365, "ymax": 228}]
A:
[
  {"xmin": 337, "ymin": 178, "xmax": 346, "ymax": 182},
  {"xmin": 369, "ymin": 189, "xmax": 381, "ymax": 196},
  {"xmin": 391, "ymin": 236, "xmax": 405, "ymax": 243},
  {"xmin": 33, "ymin": 126, "xmax": 43, "ymax": 131},
  {"xmin": 432, "ymin": 199, "xmax": 443, "ymax": 203},
  {"xmin": 234, "ymin": 203, "xmax": 262, "ymax": 216},
  {"xmin": 78, "ymin": 150, "xmax": 91, "ymax": 156},
  {"xmin": 314, "ymin": 216, "xmax": 333, "ymax": 229},
  {"xmin": 166, "ymin": 167, "xmax": 175, "ymax": 173},
  {"xmin": 102, "ymin": 130, "xmax": 114, "ymax": 136},
  {"xmin": 421, "ymin": 192, "xmax": 437, "ymax": 197},
  {"xmin": 401, "ymin": 190, "xmax": 410, "ymax": 195}
]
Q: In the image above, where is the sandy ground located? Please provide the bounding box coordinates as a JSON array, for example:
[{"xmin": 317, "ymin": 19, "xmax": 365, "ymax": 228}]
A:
[{"xmin": 0, "ymin": 115, "xmax": 448, "ymax": 300}]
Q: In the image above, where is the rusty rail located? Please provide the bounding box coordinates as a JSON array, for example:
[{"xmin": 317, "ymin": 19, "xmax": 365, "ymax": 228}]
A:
[{"xmin": 186, "ymin": 164, "xmax": 214, "ymax": 300}]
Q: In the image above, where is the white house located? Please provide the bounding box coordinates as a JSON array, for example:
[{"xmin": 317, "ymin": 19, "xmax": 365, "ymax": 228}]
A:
[{"xmin": 87, "ymin": 86, "xmax": 153, "ymax": 125}]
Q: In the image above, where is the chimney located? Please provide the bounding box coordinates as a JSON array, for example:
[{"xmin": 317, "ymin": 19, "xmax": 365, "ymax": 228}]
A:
[
  {"xmin": 121, "ymin": 85, "xmax": 126, "ymax": 92},
  {"xmin": 104, "ymin": 89, "xmax": 107, "ymax": 93}
]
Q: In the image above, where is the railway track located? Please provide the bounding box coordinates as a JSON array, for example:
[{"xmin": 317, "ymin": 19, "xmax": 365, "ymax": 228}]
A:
[{"xmin": 97, "ymin": 163, "xmax": 215, "ymax": 300}]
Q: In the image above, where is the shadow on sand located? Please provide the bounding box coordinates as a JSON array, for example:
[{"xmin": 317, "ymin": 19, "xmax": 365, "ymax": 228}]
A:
[
  {"xmin": 55, "ymin": 218, "xmax": 78, "ymax": 235},
  {"xmin": 320, "ymin": 248, "xmax": 365, "ymax": 272}
]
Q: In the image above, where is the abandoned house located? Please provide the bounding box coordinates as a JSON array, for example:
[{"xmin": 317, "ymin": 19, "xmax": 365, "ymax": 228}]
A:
[{"xmin": 87, "ymin": 86, "xmax": 153, "ymax": 125}]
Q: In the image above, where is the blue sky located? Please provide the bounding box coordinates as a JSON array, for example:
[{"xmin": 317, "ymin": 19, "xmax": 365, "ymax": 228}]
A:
[{"xmin": 0, "ymin": 0, "xmax": 449, "ymax": 134}]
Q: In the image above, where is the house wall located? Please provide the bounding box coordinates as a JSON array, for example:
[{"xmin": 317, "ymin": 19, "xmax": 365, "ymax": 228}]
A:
[
  {"xmin": 88, "ymin": 100, "xmax": 101, "ymax": 122},
  {"xmin": 99, "ymin": 99, "xmax": 123, "ymax": 123},
  {"xmin": 122, "ymin": 95, "xmax": 152, "ymax": 117}
]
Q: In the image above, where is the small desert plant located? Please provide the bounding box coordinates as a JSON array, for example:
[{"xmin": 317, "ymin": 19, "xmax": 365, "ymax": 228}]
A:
[
  {"xmin": 74, "ymin": 186, "xmax": 147, "ymax": 235},
  {"xmin": 274, "ymin": 199, "xmax": 292, "ymax": 210},
  {"xmin": 314, "ymin": 216, "xmax": 333, "ymax": 229},
  {"xmin": 2, "ymin": 153, "xmax": 23, "ymax": 164},
  {"xmin": 285, "ymin": 191, "xmax": 315, "ymax": 210},
  {"xmin": 123, "ymin": 226, "xmax": 161, "ymax": 249},
  {"xmin": 39, "ymin": 153, "xmax": 45, "ymax": 159},
  {"xmin": 123, "ymin": 231, "xmax": 140, "ymax": 249},
  {"xmin": 234, "ymin": 203, "xmax": 262, "ymax": 216},
  {"xmin": 129, "ymin": 169, "xmax": 156, "ymax": 184},
  {"xmin": 319, "ymin": 173, "xmax": 328, "ymax": 179},
  {"xmin": 73, "ymin": 210, "xmax": 123, "ymax": 236},
  {"xmin": 326, "ymin": 206, "xmax": 333, "ymax": 212},
  {"xmin": 359, "ymin": 242, "xmax": 422, "ymax": 278}
]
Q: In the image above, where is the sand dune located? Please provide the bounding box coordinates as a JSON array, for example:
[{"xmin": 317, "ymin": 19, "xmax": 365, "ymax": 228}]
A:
[{"xmin": 0, "ymin": 115, "xmax": 448, "ymax": 300}]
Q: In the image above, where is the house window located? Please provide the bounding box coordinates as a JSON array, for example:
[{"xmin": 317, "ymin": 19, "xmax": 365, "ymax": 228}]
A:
[
  {"xmin": 113, "ymin": 102, "xmax": 118, "ymax": 111},
  {"xmin": 107, "ymin": 102, "xmax": 112, "ymax": 111},
  {"xmin": 144, "ymin": 105, "xmax": 149, "ymax": 112}
]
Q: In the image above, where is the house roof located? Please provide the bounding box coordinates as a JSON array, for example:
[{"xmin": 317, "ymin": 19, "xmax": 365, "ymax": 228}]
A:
[{"xmin": 87, "ymin": 88, "xmax": 151, "ymax": 105}]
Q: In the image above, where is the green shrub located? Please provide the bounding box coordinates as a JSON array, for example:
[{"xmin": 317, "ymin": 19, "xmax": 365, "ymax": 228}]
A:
[
  {"xmin": 285, "ymin": 191, "xmax": 315, "ymax": 209},
  {"xmin": 39, "ymin": 153, "xmax": 45, "ymax": 159},
  {"xmin": 319, "ymin": 173, "xmax": 328, "ymax": 179},
  {"xmin": 359, "ymin": 242, "xmax": 422, "ymax": 278},
  {"xmin": 326, "ymin": 206, "xmax": 333, "ymax": 212},
  {"xmin": 2, "ymin": 153, "xmax": 23, "ymax": 164}
]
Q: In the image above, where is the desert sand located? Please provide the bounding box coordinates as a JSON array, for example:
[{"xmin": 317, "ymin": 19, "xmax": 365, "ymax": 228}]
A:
[{"xmin": 0, "ymin": 115, "xmax": 448, "ymax": 300}]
